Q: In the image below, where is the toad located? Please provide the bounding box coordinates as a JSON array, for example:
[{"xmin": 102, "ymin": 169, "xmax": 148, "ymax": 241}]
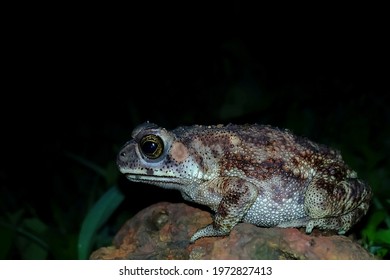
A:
[{"xmin": 117, "ymin": 122, "xmax": 372, "ymax": 242}]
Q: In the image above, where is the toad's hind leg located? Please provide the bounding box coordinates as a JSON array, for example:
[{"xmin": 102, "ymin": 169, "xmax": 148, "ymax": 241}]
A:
[
  {"xmin": 304, "ymin": 175, "xmax": 372, "ymax": 234},
  {"xmin": 305, "ymin": 199, "xmax": 370, "ymax": 234}
]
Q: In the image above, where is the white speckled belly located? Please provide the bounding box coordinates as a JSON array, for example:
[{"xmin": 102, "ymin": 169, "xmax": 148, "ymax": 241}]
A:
[{"xmin": 243, "ymin": 194, "xmax": 307, "ymax": 227}]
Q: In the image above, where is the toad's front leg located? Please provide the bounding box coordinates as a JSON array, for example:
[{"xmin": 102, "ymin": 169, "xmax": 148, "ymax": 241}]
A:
[{"xmin": 190, "ymin": 178, "xmax": 258, "ymax": 243}]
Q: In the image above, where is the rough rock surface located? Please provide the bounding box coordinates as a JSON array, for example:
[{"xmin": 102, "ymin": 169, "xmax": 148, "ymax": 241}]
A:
[{"xmin": 90, "ymin": 202, "xmax": 375, "ymax": 260}]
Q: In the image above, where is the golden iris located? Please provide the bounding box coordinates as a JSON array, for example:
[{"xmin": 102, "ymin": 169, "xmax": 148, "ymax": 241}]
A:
[{"xmin": 139, "ymin": 134, "xmax": 164, "ymax": 159}]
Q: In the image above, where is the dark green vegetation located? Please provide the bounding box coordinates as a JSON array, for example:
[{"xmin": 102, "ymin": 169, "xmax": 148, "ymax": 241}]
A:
[{"xmin": 1, "ymin": 19, "xmax": 389, "ymax": 259}]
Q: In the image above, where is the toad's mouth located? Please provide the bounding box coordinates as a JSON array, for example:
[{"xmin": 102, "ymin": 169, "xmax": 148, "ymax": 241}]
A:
[{"xmin": 123, "ymin": 173, "xmax": 187, "ymax": 189}]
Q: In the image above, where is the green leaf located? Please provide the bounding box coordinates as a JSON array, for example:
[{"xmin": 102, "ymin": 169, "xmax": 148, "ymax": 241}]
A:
[
  {"xmin": 19, "ymin": 235, "xmax": 48, "ymax": 260},
  {"xmin": 23, "ymin": 217, "xmax": 48, "ymax": 233},
  {"xmin": 0, "ymin": 226, "xmax": 13, "ymax": 259},
  {"xmin": 374, "ymin": 229, "xmax": 390, "ymax": 245},
  {"xmin": 365, "ymin": 210, "xmax": 386, "ymax": 232},
  {"xmin": 0, "ymin": 213, "xmax": 49, "ymax": 259},
  {"xmin": 78, "ymin": 186, "xmax": 125, "ymax": 260},
  {"xmin": 65, "ymin": 152, "xmax": 107, "ymax": 179}
]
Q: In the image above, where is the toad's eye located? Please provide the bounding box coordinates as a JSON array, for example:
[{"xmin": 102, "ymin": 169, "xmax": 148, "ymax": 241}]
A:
[{"xmin": 139, "ymin": 134, "xmax": 164, "ymax": 159}]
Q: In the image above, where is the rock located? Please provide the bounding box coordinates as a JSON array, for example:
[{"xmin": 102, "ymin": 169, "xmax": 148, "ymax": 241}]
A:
[{"xmin": 90, "ymin": 202, "xmax": 375, "ymax": 260}]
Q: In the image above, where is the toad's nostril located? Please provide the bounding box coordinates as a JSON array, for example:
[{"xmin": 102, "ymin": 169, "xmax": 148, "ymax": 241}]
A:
[{"xmin": 117, "ymin": 150, "xmax": 127, "ymax": 166}]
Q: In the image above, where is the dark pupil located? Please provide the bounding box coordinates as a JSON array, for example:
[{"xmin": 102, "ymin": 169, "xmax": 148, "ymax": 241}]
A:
[
  {"xmin": 140, "ymin": 134, "xmax": 163, "ymax": 159},
  {"xmin": 142, "ymin": 140, "xmax": 158, "ymax": 155}
]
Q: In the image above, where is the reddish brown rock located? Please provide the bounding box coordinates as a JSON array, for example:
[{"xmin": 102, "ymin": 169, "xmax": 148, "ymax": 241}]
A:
[{"xmin": 90, "ymin": 202, "xmax": 375, "ymax": 260}]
